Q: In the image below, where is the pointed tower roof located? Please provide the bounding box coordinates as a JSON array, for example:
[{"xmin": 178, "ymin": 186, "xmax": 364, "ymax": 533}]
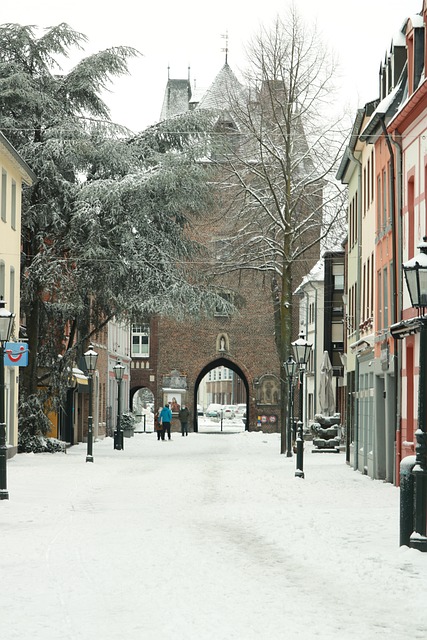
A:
[{"xmin": 197, "ymin": 62, "xmax": 245, "ymax": 111}]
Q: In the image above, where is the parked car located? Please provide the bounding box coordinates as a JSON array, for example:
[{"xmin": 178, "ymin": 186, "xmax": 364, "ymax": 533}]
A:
[
  {"xmin": 205, "ymin": 404, "xmax": 223, "ymax": 420},
  {"xmin": 222, "ymin": 405, "xmax": 236, "ymax": 419},
  {"xmin": 205, "ymin": 408, "xmax": 220, "ymax": 420},
  {"xmin": 234, "ymin": 404, "xmax": 247, "ymax": 422},
  {"xmin": 197, "ymin": 404, "xmax": 204, "ymax": 416}
]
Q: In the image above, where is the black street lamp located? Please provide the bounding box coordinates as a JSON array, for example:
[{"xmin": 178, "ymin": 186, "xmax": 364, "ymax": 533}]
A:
[
  {"xmin": 0, "ymin": 299, "xmax": 15, "ymax": 500},
  {"xmin": 292, "ymin": 332, "xmax": 312, "ymax": 479},
  {"xmin": 83, "ymin": 344, "xmax": 98, "ymax": 463},
  {"xmin": 402, "ymin": 237, "xmax": 427, "ymax": 551},
  {"xmin": 284, "ymin": 356, "xmax": 298, "ymax": 458},
  {"xmin": 113, "ymin": 359, "xmax": 125, "ymax": 451}
]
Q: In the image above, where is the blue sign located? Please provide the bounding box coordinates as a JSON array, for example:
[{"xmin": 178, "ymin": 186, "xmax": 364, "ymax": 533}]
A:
[{"xmin": 4, "ymin": 342, "xmax": 29, "ymax": 367}]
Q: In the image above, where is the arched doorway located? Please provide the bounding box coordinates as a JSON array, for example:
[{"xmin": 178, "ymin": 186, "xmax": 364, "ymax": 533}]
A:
[
  {"xmin": 132, "ymin": 387, "xmax": 155, "ymax": 432},
  {"xmin": 193, "ymin": 358, "xmax": 249, "ymax": 433}
]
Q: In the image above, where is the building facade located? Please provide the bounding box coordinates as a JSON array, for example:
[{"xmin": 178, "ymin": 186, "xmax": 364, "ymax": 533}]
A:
[
  {"xmin": 0, "ymin": 132, "xmax": 35, "ymax": 456},
  {"xmin": 335, "ymin": 1, "xmax": 427, "ymax": 485}
]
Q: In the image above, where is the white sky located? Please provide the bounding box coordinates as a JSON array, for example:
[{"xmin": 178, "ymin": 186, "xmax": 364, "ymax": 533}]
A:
[
  {"xmin": 1, "ymin": 0, "xmax": 422, "ymax": 131},
  {"xmin": 2, "ymin": 428, "xmax": 427, "ymax": 639}
]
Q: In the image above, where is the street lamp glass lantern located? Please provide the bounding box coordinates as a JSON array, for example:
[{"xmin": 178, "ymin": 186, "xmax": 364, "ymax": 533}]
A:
[
  {"xmin": 84, "ymin": 344, "xmax": 98, "ymax": 375},
  {"xmin": 291, "ymin": 332, "xmax": 312, "ymax": 366},
  {"xmin": 0, "ymin": 299, "xmax": 15, "ymax": 343},
  {"xmin": 284, "ymin": 356, "xmax": 298, "ymax": 380},
  {"xmin": 403, "ymin": 238, "xmax": 427, "ymax": 310},
  {"xmin": 113, "ymin": 359, "xmax": 125, "ymax": 381}
]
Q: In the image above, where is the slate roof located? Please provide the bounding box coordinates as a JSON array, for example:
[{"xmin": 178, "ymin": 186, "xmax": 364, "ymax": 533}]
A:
[
  {"xmin": 196, "ymin": 62, "xmax": 245, "ymax": 111},
  {"xmin": 159, "ymin": 78, "xmax": 192, "ymax": 121}
]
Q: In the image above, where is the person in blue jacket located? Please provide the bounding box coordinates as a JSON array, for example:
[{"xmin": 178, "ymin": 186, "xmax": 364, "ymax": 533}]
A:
[{"xmin": 159, "ymin": 404, "xmax": 173, "ymax": 440}]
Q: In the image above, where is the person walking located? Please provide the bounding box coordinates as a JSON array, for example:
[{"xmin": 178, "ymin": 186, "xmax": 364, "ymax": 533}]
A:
[
  {"xmin": 178, "ymin": 404, "xmax": 190, "ymax": 436},
  {"xmin": 159, "ymin": 404, "xmax": 172, "ymax": 440}
]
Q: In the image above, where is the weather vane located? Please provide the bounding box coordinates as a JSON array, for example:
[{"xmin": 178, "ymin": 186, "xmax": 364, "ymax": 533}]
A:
[{"xmin": 221, "ymin": 31, "xmax": 229, "ymax": 64}]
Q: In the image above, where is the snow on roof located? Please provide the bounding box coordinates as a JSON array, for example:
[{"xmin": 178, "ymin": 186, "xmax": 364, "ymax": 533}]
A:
[
  {"xmin": 409, "ymin": 14, "xmax": 424, "ymax": 29},
  {"xmin": 294, "ymin": 258, "xmax": 324, "ymax": 294},
  {"xmin": 360, "ymin": 75, "xmax": 405, "ymax": 141},
  {"xmin": 390, "ymin": 29, "xmax": 406, "ymax": 48}
]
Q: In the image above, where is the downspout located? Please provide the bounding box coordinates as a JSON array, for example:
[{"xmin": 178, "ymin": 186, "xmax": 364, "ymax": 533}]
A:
[
  {"xmin": 380, "ymin": 116, "xmax": 401, "ymax": 484},
  {"xmin": 350, "ymin": 150, "xmax": 362, "ymax": 472}
]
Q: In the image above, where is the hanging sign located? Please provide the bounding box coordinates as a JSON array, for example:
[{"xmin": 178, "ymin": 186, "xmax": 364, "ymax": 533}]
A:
[{"xmin": 4, "ymin": 342, "xmax": 29, "ymax": 367}]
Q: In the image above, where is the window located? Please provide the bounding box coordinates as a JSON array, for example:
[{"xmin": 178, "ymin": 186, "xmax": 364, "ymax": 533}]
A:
[
  {"xmin": 363, "ymin": 166, "xmax": 367, "ymax": 216},
  {"xmin": 377, "ymin": 175, "xmax": 381, "ymax": 232},
  {"xmin": 11, "ymin": 180, "xmax": 16, "ymax": 230},
  {"xmin": 332, "ymin": 264, "xmax": 344, "ymax": 291},
  {"xmin": 425, "ymin": 164, "xmax": 427, "ymax": 233},
  {"xmin": 1, "ymin": 169, "xmax": 6, "ymax": 222},
  {"xmin": 383, "ymin": 267, "xmax": 389, "ymax": 328},
  {"xmin": 214, "ymin": 291, "xmax": 233, "ymax": 317},
  {"xmin": 383, "ymin": 169, "xmax": 387, "ymax": 227},
  {"xmin": 0, "ymin": 261, "xmax": 5, "ymax": 299},
  {"xmin": 132, "ymin": 324, "xmax": 150, "ymax": 357},
  {"xmin": 408, "ymin": 176, "xmax": 415, "ymax": 259},
  {"xmin": 10, "ymin": 267, "xmax": 15, "ymax": 313}
]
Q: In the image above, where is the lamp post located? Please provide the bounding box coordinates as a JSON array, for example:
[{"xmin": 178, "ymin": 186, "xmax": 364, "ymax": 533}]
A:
[
  {"xmin": 113, "ymin": 359, "xmax": 125, "ymax": 451},
  {"xmin": 402, "ymin": 237, "xmax": 427, "ymax": 551},
  {"xmin": 0, "ymin": 299, "xmax": 15, "ymax": 500},
  {"xmin": 284, "ymin": 356, "xmax": 298, "ymax": 458},
  {"xmin": 292, "ymin": 332, "xmax": 312, "ymax": 479},
  {"xmin": 83, "ymin": 344, "xmax": 98, "ymax": 463}
]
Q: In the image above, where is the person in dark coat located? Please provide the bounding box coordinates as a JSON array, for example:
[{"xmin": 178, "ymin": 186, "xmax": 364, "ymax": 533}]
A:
[
  {"xmin": 178, "ymin": 405, "xmax": 190, "ymax": 436},
  {"xmin": 155, "ymin": 410, "xmax": 164, "ymax": 441},
  {"xmin": 159, "ymin": 404, "xmax": 172, "ymax": 440}
]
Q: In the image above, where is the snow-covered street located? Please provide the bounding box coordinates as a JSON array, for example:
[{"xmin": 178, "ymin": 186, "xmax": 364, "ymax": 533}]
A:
[{"xmin": 1, "ymin": 430, "xmax": 427, "ymax": 640}]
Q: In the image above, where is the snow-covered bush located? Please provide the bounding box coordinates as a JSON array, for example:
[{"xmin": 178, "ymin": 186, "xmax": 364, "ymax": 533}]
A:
[
  {"xmin": 18, "ymin": 433, "xmax": 65, "ymax": 454},
  {"xmin": 120, "ymin": 413, "xmax": 135, "ymax": 431},
  {"xmin": 18, "ymin": 394, "xmax": 57, "ymax": 453}
]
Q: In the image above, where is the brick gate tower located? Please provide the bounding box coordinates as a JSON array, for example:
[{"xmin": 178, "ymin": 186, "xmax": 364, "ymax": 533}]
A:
[{"xmin": 130, "ymin": 61, "xmax": 319, "ymax": 434}]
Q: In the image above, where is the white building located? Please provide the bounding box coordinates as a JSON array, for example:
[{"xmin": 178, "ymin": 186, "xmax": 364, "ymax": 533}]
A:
[{"xmin": 295, "ymin": 258, "xmax": 325, "ymax": 428}]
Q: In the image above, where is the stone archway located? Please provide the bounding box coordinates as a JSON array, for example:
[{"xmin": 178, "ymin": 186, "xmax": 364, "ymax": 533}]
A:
[{"xmin": 193, "ymin": 357, "xmax": 250, "ymax": 433}]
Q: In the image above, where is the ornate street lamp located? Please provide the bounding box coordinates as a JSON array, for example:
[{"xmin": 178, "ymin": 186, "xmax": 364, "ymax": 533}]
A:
[
  {"xmin": 292, "ymin": 332, "xmax": 312, "ymax": 479},
  {"xmin": 402, "ymin": 238, "xmax": 427, "ymax": 551},
  {"xmin": 83, "ymin": 344, "xmax": 98, "ymax": 463},
  {"xmin": 113, "ymin": 359, "xmax": 125, "ymax": 451},
  {"xmin": 284, "ymin": 356, "xmax": 298, "ymax": 458},
  {"xmin": 0, "ymin": 298, "xmax": 15, "ymax": 500}
]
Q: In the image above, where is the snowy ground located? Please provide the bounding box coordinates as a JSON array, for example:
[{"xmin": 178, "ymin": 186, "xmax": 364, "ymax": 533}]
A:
[{"xmin": 1, "ymin": 429, "xmax": 427, "ymax": 640}]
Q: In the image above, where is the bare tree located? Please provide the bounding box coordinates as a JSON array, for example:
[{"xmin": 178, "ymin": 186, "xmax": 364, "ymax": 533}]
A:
[{"xmin": 210, "ymin": 7, "xmax": 347, "ymax": 452}]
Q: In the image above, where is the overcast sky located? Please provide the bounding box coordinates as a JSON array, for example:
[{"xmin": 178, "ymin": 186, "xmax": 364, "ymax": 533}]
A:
[{"xmin": 1, "ymin": 0, "xmax": 422, "ymax": 132}]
